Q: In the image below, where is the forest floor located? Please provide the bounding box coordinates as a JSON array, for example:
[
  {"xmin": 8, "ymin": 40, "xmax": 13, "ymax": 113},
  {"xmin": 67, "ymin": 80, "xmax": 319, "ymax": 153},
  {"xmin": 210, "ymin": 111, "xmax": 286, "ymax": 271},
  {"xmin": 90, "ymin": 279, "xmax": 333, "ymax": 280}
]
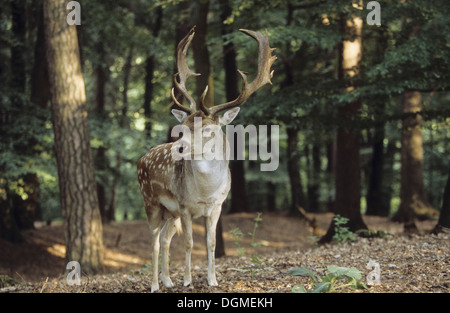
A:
[{"xmin": 0, "ymin": 212, "xmax": 449, "ymax": 293}]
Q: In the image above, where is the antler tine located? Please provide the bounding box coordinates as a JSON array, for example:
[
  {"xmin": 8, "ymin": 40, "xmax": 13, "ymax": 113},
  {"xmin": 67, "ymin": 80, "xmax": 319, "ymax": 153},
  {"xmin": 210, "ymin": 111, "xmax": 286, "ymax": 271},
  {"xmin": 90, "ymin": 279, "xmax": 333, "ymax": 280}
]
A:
[
  {"xmin": 198, "ymin": 85, "xmax": 211, "ymax": 115},
  {"xmin": 171, "ymin": 26, "xmax": 200, "ymax": 114},
  {"xmin": 208, "ymin": 29, "xmax": 277, "ymax": 116}
]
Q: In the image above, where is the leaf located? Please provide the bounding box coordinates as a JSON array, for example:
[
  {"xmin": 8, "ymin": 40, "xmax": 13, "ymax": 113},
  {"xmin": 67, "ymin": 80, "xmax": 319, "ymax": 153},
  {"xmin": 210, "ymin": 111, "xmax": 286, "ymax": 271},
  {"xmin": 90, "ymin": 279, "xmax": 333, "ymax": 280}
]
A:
[
  {"xmin": 327, "ymin": 266, "xmax": 362, "ymax": 280},
  {"xmin": 353, "ymin": 280, "xmax": 369, "ymax": 290},
  {"xmin": 312, "ymin": 282, "xmax": 331, "ymax": 293},
  {"xmin": 288, "ymin": 267, "xmax": 317, "ymax": 278},
  {"xmin": 292, "ymin": 285, "xmax": 307, "ymax": 293}
]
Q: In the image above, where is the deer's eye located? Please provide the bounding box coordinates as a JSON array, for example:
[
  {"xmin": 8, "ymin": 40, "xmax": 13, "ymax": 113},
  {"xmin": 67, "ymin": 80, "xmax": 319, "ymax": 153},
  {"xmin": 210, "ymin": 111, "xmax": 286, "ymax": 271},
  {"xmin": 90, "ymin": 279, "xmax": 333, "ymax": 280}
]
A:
[{"xmin": 178, "ymin": 146, "xmax": 184, "ymax": 153}]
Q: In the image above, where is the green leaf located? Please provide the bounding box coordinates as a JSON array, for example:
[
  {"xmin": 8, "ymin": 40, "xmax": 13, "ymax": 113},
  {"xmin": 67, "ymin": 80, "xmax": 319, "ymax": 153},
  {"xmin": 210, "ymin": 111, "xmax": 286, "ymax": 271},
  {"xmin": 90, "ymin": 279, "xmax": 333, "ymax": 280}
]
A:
[
  {"xmin": 288, "ymin": 267, "xmax": 317, "ymax": 278},
  {"xmin": 312, "ymin": 282, "xmax": 331, "ymax": 293},
  {"xmin": 292, "ymin": 285, "xmax": 307, "ymax": 293},
  {"xmin": 327, "ymin": 266, "xmax": 362, "ymax": 280},
  {"xmin": 354, "ymin": 281, "xmax": 369, "ymax": 290}
]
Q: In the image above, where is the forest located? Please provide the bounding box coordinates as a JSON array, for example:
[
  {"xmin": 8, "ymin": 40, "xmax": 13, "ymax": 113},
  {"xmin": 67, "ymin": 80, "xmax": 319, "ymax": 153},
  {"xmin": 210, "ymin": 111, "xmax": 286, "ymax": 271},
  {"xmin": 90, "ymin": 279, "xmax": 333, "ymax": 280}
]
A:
[{"xmin": 0, "ymin": 0, "xmax": 450, "ymax": 294}]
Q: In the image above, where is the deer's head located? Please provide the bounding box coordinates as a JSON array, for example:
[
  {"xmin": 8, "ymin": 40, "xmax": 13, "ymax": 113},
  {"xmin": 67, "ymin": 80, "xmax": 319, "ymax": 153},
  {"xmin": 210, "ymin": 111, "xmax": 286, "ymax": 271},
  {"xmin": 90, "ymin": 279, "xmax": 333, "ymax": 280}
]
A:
[{"xmin": 170, "ymin": 26, "xmax": 276, "ymax": 162}]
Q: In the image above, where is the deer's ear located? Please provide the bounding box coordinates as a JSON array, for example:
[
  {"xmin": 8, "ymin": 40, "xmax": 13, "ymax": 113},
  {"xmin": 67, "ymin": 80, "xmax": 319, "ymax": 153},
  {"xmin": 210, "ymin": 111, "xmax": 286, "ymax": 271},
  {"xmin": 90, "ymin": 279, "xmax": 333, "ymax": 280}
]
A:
[
  {"xmin": 219, "ymin": 107, "xmax": 240, "ymax": 125},
  {"xmin": 171, "ymin": 109, "xmax": 188, "ymax": 123}
]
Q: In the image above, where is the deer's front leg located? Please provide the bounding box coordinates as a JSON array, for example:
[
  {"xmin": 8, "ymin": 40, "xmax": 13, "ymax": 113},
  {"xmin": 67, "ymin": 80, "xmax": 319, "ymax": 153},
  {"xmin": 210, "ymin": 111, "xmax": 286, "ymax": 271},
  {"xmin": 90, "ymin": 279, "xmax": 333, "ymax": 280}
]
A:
[
  {"xmin": 160, "ymin": 218, "xmax": 178, "ymax": 288},
  {"xmin": 180, "ymin": 210, "xmax": 193, "ymax": 287},
  {"xmin": 206, "ymin": 205, "xmax": 221, "ymax": 286}
]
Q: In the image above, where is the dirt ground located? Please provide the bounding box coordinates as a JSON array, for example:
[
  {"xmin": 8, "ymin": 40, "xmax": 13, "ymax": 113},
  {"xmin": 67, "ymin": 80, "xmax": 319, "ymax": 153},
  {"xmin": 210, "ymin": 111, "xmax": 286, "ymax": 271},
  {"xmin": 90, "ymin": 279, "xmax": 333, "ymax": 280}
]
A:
[{"xmin": 0, "ymin": 213, "xmax": 449, "ymax": 293}]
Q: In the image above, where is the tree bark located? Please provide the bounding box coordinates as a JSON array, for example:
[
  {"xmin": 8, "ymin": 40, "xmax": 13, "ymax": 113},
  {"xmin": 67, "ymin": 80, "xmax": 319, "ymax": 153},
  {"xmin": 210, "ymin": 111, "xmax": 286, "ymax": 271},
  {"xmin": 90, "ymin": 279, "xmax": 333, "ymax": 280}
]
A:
[
  {"xmin": 393, "ymin": 91, "xmax": 434, "ymax": 229},
  {"xmin": 0, "ymin": 184, "xmax": 23, "ymax": 243},
  {"xmin": 220, "ymin": 0, "xmax": 250, "ymax": 214},
  {"xmin": 282, "ymin": 3, "xmax": 307, "ymax": 216},
  {"xmin": 434, "ymin": 167, "xmax": 450, "ymax": 233},
  {"xmin": 44, "ymin": 0, "xmax": 104, "ymax": 274},
  {"xmin": 191, "ymin": 0, "xmax": 213, "ymax": 106},
  {"xmin": 143, "ymin": 6, "xmax": 163, "ymax": 140},
  {"xmin": 306, "ymin": 143, "xmax": 321, "ymax": 212},
  {"xmin": 366, "ymin": 27, "xmax": 389, "ymax": 217},
  {"xmin": 94, "ymin": 40, "xmax": 108, "ymax": 224},
  {"xmin": 287, "ymin": 127, "xmax": 307, "ymax": 215},
  {"xmin": 31, "ymin": 2, "xmax": 50, "ymax": 109},
  {"xmin": 320, "ymin": 12, "xmax": 367, "ymax": 243},
  {"xmin": 366, "ymin": 113, "xmax": 389, "ymax": 216}
]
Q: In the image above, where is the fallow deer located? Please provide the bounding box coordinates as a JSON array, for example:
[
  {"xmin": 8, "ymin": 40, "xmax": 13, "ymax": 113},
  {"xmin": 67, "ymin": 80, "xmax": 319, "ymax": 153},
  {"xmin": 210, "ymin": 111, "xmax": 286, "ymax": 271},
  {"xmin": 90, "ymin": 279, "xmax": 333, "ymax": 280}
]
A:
[{"xmin": 137, "ymin": 26, "xmax": 276, "ymax": 292}]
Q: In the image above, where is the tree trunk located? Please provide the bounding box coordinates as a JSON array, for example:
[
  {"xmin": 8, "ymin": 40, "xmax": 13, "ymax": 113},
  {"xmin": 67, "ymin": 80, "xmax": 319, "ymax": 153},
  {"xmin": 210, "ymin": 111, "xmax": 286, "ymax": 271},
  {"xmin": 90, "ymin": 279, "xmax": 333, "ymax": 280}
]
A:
[
  {"xmin": 320, "ymin": 12, "xmax": 367, "ymax": 243},
  {"xmin": 326, "ymin": 140, "xmax": 336, "ymax": 211},
  {"xmin": 172, "ymin": 1, "xmax": 191, "ymax": 105},
  {"xmin": 108, "ymin": 47, "xmax": 133, "ymax": 222},
  {"xmin": 366, "ymin": 27, "xmax": 389, "ymax": 217},
  {"xmin": 0, "ymin": 184, "xmax": 23, "ymax": 243},
  {"xmin": 94, "ymin": 44, "xmax": 108, "ymax": 224},
  {"xmin": 306, "ymin": 143, "xmax": 321, "ymax": 212},
  {"xmin": 393, "ymin": 91, "xmax": 434, "ymax": 229},
  {"xmin": 287, "ymin": 127, "xmax": 307, "ymax": 215},
  {"xmin": 434, "ymin": 167, "xmax": 450, "ymax": 233},
  {"xmin": 366, "ymin": 115, "xmax": 388, "ymax": 216},
  {"xmin": 44, "ymin": 0, "xmax": 104, "ymax": 274},
  {"xmin": 283, "ymin": 3, "xmax": 307, "ymax": 216},
  {"xmin": 31, "ymin": 3, "xmax": 50, "ymax": 109},
  {"xmin": 143, "ymin": 6, "xmax": 163, "ymax": 140},
  {"xmin": 220, "ymin": 0, "xmax": 250, "ymax": 214},
  {"xmin": 191, "ymin": 0, "xmax": 213, "ymax": 106}
]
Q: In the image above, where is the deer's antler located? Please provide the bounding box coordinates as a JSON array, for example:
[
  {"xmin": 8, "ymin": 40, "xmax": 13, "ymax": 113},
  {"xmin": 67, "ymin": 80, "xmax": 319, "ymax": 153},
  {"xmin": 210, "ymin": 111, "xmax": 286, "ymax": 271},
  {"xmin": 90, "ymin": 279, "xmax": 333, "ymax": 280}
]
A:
[
  {"xmin": 208, "ymin": 29, "xmax": 277, "ymax": 116},
  {"xmin": 171, "ymin": 27, "xmax": 276, "ymax": 116},
  {"xmin": 171, "ymin": 26, "xmax": 200, "ymax": 114}
]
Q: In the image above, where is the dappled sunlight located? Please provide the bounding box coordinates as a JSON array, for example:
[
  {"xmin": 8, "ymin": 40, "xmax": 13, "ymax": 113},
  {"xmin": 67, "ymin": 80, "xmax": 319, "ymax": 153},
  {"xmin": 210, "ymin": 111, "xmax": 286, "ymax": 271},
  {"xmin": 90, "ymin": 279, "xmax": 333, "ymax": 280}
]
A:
[
  {"xmin": 44, "ymin": 242, "xmax": 150, "ymax": 270},
  {"xmin": 104, "ymin": 249, "xmax": 148, "ymax": 269},
  {"xmin": 46, "ymin": 244, "xmax": 65, "ymax": 259}
]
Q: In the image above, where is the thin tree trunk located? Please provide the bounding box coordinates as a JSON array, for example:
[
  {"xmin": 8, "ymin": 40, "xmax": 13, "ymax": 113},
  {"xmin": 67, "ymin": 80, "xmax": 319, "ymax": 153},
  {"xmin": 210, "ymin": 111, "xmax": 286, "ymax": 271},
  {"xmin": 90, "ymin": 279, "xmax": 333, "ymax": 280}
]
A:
[
  {"xmin": 366, "ymin": 27, "xmax": 389, "ymax": 217},
  {"xmin": 220, "ymin": 0, "xmax": 249, "ymax": 214},
  {"xmin": 283, "ymin": 3, "xmax": 307, "ymax": 216},
  {"xmin": 174, "ymin": 0, "xmax": 191, "ymax": 97},
  {"xmin": 143, "ymin": 6, "xmax": 163, "ymax": 140},
  {"xmin": 287, "ymin": 127, "xmax": 307, "ymax": 215},
  {"xmin": 95, "ymin": 49, "xmax": 108, "ymax": 223},
  {"xmin": 191, "ymin": 0, "xmax": 213, "ymax": 106},
  {"xmin": 366, "ymin": 115, "xmax": 388, "ymax": 216},
  {"xmin": 31, "ymin": 3, "xmax": 50, "ymax": 109},
  {"xmin": 108, "ymin": 47, "xmax": 133, "ymax": 222},
  {"xmin": 44, "ymin": 0, "xmax": 104, "ymax": 274},
  {"xmin": 306, "ymin": 143, "xmax": 321, "ymax": 212}
]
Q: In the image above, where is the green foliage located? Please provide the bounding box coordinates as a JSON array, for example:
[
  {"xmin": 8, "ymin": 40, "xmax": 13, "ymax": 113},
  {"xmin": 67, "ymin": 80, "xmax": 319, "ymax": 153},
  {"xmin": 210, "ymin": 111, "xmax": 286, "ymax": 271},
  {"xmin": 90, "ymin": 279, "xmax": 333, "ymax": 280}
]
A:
[
  {"xmin": 229, "ymin": 227, "xmax": 246, "ymax": 257},
  {"xmin": 333, "ymin": 215, "xmax": 357, "ymax": 244},
  {"xmin": 0, "ymin": 275, "xmax": 18, "ymax": 288},
  {"xmin": 355, "ymin": 229, "xmax": 392, "ymax": 239},
  {"xmin": 229, "ymin": 212, "xmax": 264, "ymax": 257},
  {"xmin": 250, "ymin": 212, "xmax": 263, "ymax": 247},
  {"xmin": 289, "ymin": 265, "xmax": 368, "ymax": 293}
]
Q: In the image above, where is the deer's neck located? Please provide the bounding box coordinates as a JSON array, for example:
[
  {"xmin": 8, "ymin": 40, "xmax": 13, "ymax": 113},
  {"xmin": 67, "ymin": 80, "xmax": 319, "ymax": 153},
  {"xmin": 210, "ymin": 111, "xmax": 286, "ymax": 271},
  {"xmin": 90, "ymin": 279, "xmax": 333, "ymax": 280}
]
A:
[{"xmin": 187, "ymin": 159, "xmax": 229, "ymax": 194}]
